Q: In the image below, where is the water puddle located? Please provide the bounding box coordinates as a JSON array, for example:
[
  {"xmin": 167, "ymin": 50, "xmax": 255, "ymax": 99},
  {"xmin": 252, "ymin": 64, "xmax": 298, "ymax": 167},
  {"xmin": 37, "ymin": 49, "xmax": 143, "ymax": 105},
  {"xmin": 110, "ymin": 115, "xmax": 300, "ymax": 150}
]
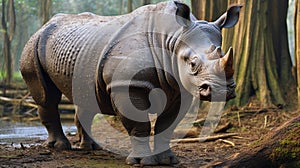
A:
[{"xmin": 0, "ymin": 120, "xmax": 77, "ymax": 146}]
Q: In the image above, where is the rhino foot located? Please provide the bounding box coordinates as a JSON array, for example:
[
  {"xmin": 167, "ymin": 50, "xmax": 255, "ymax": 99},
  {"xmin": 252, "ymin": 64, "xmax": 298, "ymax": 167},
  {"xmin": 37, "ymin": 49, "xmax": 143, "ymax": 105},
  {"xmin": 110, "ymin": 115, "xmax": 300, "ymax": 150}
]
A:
[
  {"xmin": 141, "ymin": 149, "xmax": 179, "ymax": 166},
  {"xmin": 155, "ymin": 149, "xmax": 179, "ymax": 165},
  {"xmin": 126, "ymin": 155, "xmax": 158, "ymax": 166},
  {"xmin": 126, "ymin": 157, "xmax": 141, "ymax": 165},
  {"xmin": 140, "ymin": 155, "xmax": 159, "ymax": 166},
  {"xmin": 44, "ymin": 137, "xmax": 71, "ymax": 150},
  {"xmin": 79, "ymin": 141, "xmax": 102, "ymax": 150}
]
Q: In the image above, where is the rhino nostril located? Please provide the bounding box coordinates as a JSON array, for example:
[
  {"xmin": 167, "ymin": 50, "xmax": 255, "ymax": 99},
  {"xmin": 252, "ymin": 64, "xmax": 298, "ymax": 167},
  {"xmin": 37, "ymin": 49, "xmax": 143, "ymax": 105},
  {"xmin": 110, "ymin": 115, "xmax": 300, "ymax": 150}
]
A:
[
  {"xmin": 200, "ymin": 84, "xmax": 210, "ymax": 90},
  {"xmin": 199, "ymin": 84, "xmax": 211, "ymax": 98}
]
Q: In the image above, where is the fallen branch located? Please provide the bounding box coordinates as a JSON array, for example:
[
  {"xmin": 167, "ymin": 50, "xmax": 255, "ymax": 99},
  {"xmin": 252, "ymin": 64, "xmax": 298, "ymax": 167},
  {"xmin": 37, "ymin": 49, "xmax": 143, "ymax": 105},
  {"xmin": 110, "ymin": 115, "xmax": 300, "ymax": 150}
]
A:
[
  {"xmin": 0, "ymin": 89, "xmax": 28, "ymax": 96},
  {"xmin": 171, "ymin": 133, "xmax": 239, "ymax": 143},
  {"xmin": 0, "ymin": 96, "xmax": 38, "ymax": 108},
  {"xmin": 173, "ymin": 127, "xmax": 199, "ymax": 138},
  {"xmin": 218, "ymin": 139, "xmax": 235, "ymax": 147},
  {"xmin": 214, "ymin": 122, "xmax": 233, "ymax": 133},
  {"xmin": 0, "ymin": 96, "xmax": 75, "ymax": 111},
  {"xmin": 193, "ymin": 118, "xmax": 205, "ymax": 127}
]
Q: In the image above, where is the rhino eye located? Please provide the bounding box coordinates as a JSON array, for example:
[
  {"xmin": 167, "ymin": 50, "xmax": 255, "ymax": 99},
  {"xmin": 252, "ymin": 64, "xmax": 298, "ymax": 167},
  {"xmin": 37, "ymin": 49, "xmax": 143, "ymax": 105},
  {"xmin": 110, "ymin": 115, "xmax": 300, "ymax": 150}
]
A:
[
  {"xmin": 188, "ymin": 57, "xmax": 200, "ymax": 75},
  {"xmin": 190, "ymin": 60, "xmax": 196, "ymax": 68}
]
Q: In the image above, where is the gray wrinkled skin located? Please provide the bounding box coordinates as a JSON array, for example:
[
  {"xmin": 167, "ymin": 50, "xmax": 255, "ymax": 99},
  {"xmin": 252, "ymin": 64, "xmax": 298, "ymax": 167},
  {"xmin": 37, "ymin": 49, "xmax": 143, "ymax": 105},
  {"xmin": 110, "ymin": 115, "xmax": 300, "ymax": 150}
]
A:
[{"xmin": 20, "ymin": 1, "xmax": 241, "ymax": 166}]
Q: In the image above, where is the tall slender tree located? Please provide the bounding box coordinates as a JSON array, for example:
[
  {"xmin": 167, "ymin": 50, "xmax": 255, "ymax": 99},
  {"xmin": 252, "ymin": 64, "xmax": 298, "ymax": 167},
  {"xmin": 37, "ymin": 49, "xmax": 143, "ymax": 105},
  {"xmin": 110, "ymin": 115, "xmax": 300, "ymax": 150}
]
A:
[
  {"xmin": 296, "ymin": 0, "xmax": 300, "ymax": 108},
  {"xmin": 128, "ymin": 0, "xmax": 133, "ymax": 13},
  {"xmin": 191, "ymin": 0, "xmax": 226, "ymax": 21},
  {"xmin": 192, "ymin": 0, "xmax": 295, "ymax": 107},
  {"xmin": 119, "ymin": 0, "xmax": 124, "ymax": 14},
  {"xmin": 1, "ymin": 0, "xmax": 16, "ymax": 85},
  {"xmin": 142, "ymin": 0, "xmax": 151, "ymax": 6},
  {"xmin": 38, "ymin": 0, "xmax": 52, "ymax": 25}
]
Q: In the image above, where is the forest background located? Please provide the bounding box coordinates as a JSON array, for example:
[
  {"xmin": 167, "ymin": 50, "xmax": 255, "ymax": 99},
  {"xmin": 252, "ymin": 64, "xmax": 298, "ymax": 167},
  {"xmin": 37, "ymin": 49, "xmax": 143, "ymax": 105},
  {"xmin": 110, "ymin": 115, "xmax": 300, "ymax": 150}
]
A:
[{"xmin": 1, "ymin": 1, "xmax": 300, "ymax": 166}]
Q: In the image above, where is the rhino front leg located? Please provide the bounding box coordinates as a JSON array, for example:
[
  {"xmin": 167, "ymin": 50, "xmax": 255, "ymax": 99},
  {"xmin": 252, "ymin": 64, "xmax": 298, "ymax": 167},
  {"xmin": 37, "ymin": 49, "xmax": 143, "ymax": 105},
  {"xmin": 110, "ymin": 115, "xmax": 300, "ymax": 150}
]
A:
[
  {"xmin": 74, "ymin": 111, "xmax": 101, "ymax": 150},
  {"xmin": 150, "ymin": 97, "xmax": 189, "ymax": 165},
  {"xmin": 120, "ymin": 117, "xmax": 152, "ymax": 165},
  {"xmin": 111, "ymin": 90, "xmax": 152, "ymax": 165}
]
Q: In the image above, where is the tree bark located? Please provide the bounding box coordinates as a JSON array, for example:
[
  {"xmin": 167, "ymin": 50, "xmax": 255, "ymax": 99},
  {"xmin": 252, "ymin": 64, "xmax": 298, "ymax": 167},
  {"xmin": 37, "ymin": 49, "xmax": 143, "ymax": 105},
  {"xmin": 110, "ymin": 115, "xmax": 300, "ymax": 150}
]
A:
[
  {"xmin": 7, "ymin": 0, "xmax": 16, "ymax": 73},
  {"xmin": 127, "ymin": 0, "xmax": 133, "ymax": 13},
  {"xmin": 1, "ymin": 0, "xmax": 15, "ymax": 85},
  {"xmin": 192, "ymin": 1, "xmax": 295, "ymax": 107},
  {"xmin": 142, "ymin": 0, "xmax": 151, "ymax": 6},
  {"xmin": 38, "ymin": 0, "xmax": 52, "ymax": 25},
  {"xmin": 213, "ymin": 114, "xmax": 300, "ymax": 168},
  {"xmin": 224, "ymin": 0, "xmax": 294, "ymax": 107},
  {"xmin": 8, "ymin": 0, "xmax": 15, "ymax": 42},
  {"xmin": 119, "ymin": 0, "xmax": 124, "ymax": 15},
  {"xmin": 296, "ymin": 0, "xmax": 300, "ymax": 109},
  {"xmin": 191, "ymin": 0, "xmax": 226, "ymax": 21}
]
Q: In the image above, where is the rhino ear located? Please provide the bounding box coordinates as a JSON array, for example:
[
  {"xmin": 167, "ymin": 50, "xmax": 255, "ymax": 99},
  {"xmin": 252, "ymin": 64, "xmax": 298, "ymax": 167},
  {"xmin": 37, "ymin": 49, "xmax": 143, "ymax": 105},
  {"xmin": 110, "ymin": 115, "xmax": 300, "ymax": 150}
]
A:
[
  {"xmin": 214, "ymin": 5, "xmax": 242, "ymax": 29},
  {"xmin": 174, "ymin": 1, "xmax": 191, "ymax": 27}
]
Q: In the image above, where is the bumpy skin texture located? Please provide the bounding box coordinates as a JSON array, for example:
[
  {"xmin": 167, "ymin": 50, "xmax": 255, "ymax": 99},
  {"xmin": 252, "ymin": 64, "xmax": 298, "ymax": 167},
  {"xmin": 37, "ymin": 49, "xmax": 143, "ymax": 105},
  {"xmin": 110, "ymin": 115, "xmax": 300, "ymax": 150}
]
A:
[{"xmin": 20, "ymin": 1, "xmax": 240, "ymax": 166}]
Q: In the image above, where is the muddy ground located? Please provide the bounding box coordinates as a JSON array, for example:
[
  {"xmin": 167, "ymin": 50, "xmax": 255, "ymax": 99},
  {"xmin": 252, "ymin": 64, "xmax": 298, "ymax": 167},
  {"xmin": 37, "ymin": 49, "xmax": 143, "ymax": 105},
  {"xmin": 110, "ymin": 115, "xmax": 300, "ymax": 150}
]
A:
[{"xmin": 0, "ymin": 106, "xmax": 299, "ymax": 168}]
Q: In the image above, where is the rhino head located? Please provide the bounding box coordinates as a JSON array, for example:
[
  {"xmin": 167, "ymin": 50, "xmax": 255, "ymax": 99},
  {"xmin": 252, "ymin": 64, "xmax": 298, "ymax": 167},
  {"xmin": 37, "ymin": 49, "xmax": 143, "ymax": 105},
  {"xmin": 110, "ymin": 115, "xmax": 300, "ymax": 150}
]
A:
[{"xmin": 175, "ymin": 2, "xmax": 242, "ymax": 101}]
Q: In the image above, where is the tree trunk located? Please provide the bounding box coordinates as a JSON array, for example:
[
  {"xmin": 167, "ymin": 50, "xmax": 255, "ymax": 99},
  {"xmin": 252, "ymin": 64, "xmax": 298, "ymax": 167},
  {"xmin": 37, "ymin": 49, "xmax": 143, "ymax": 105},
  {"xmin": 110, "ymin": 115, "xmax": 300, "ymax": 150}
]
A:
[
  {"xmin": 127, "ymin": 0, "xmax": 133, "ymax": 13},
  {"xmin": 142, "ymin": 0, "xmax": 151, "ymax": 6},
  {"xmin": 38, "ymin": 0, "xmax": 52, "ymax": 25},
  {"xmin": 7, "ymin": 0, "xmax": 16, "ymax": 73},
  {"xmin": 13, "ymin": 1, "xmax": 28, "ymax": 71},
  {"xmin": 119, "ymin": 0, "xmax": 124, "ymax": 15},
  {"xmin": 191, "ymin": 0, "xmax": 226, "ymax": 21},
  {"xmin": 225, "ymin": 0, "xmax": 294, "ymax": 107},
  {"xmin": 296, "ymin": 0, "xmax": 300, "ymax": 109},
  {"xmin": 1, "ymin": 0, "xmax": 15, "ymax": 85},
  {"xmin": 192, "ymin": 1, "xmax": 295, "ymax": 107},
  {"xmin": 212, "ymin": 114, "xmax": 300, "ymax": 168},
  {"xmin": 8, "ymin": 0, "xmax": 15, "ymax": 42}
]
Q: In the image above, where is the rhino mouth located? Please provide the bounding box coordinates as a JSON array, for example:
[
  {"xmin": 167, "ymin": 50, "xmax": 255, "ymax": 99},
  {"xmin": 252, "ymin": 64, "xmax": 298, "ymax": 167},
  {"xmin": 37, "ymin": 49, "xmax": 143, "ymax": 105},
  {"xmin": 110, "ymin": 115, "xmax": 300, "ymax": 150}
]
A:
[{"xmin": 198, "ymin": 82, "xmax": 236, "ymax": 101}]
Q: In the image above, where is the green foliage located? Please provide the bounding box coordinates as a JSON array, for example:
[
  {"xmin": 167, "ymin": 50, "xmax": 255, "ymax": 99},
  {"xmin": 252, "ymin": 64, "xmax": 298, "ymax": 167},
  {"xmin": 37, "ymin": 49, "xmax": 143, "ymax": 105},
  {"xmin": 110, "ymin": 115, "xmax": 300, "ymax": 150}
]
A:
[{"xmin": 0, "ymin": 71, "xmax": 22, "ymax": 82}]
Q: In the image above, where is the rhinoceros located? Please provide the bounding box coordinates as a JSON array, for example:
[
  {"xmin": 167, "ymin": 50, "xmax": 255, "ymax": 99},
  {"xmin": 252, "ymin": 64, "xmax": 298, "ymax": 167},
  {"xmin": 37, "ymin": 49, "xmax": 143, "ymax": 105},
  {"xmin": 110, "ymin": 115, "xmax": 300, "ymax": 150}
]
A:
[{"xmin": 20, "ymin": 1, "xmax": 241, "ymax": 166}]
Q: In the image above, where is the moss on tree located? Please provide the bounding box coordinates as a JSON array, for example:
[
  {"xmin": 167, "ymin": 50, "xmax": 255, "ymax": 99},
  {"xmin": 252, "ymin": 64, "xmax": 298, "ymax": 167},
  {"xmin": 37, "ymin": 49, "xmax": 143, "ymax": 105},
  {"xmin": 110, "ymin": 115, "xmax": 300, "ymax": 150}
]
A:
[{"xmin": 213, "ymin": 114, "xmax": 300, "ymax": 168}]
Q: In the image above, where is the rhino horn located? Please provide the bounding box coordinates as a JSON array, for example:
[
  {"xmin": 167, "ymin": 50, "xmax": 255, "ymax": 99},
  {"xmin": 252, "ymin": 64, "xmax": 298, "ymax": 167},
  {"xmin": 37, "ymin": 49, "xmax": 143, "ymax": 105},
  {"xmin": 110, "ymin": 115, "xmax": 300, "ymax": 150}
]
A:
[
  {"xmin": 219, "ymin": 47, "xmax": 234, "ymax": 78},
  {"xmin": 205, "ymin": 44, "xmax": 216, "ymax": 54},
  {"xmin": 207, "ymin": 46, "xmax": 223, "ymax": 60}
]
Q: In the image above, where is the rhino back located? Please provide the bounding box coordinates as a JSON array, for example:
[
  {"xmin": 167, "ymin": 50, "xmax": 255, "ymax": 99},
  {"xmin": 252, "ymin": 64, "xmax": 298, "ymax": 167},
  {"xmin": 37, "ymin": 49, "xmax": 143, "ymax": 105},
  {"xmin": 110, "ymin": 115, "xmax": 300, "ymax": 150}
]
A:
[{"xmin": 36, "ymin": 13, "xmax": 120, "ymax": 101}]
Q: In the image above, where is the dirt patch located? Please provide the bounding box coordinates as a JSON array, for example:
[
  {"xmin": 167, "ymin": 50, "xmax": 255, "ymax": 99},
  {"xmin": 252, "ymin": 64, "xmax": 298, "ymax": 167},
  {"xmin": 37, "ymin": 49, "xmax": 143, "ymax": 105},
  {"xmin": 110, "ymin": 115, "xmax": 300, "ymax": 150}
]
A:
[
  {"xmin": 0, "ymin": 108, "xmax": 299, "ymax": 168},
  {"xmin": 0, "ymin": 143, "xmax": 127, "ymax": 168}
]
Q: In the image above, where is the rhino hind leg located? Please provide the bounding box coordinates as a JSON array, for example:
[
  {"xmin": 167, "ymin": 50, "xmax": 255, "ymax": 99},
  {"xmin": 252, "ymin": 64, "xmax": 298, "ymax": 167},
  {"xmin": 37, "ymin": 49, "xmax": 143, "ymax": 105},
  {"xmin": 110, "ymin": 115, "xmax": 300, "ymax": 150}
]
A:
[
  {"xmin": 74, "ymin": 111, "xmax": 101, "ymax": 150},
  {"xmin": 20, "ymin": 41, "xmax": 71, "ymax": 150},
  {"xmin": 31, "ymin": 78, "xmax": 71, "ymax": 150},
  {"xmin": 38, "ymin": 104, "xmax": 71, "ymax": 150},
  {"xmin": 35, "ymin": 79, "xmax": 71, "ymax": 150}
]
